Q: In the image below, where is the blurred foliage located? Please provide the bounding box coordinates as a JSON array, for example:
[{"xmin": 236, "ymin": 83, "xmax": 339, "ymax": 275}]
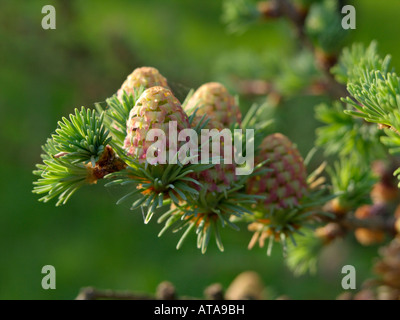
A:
[
  {"xmin": 2, "ymin": 0, "xmax": 400, "ymax": 299},
  {"xmin": 305, "ymin": 0, "xmax": 349, "ymax": 54},
  {"xmin": 315, "ymin": 101, "xmax": 386, "ymax": 161},
  {"xmin": 286, "ymin": 229, "xmax": 323, "ymax": 277},
  {"xmin": 222, "ymin": 0, "xmax": 261, "ymax": 34},
  {"xmin": 331, "ymin": 41, "xmax": 393, "ymax": 85},
  {"xmin": 327, "ymin": 156, "xmax": 377, "ymax": 211}
]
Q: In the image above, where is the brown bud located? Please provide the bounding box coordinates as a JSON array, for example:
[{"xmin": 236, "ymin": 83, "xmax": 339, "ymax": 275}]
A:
[
  {"xmin": 376, "ymin": 285, "xmax": 400, "ymax": 300},
  {"xmin": 257, "ymin": 1, "xmax": 281, "ymax": 19},
  {"xmin": 336, "ymin": 292, "xmax": 353, "ymax": 300},
  {"xmin": 315, "ymin": 223, "xmax": 344, "ymax": 244},
  {"xmin": 327, "ymin": 198, "xmax": 349, "ymax": 216},
  {"xmin": 354, "ymin": 228, "xmax": 385, "ymax": 246},
  {"xmin": 354, "ymin": 289, "xmax": 376, "ymax": 300},
  {"xmin": 156, "ymin": 281, "xmax": 176, "ymax": 300},
  {"xmin": 395, "ymin": 217, "xmax": 400, "ymax": 234},
  {"xmin": 355, "ymin": 205, "xmax": 372, "ymax": 219},
  {"xmin": 225, "ymin": 271, "xmax": 265, "ymax": 300},
  {"xmin": 371, "ymin": 182, "xmax": 399, "ymax": 204},
  {"xmin": 204, "ymin": 283, "xmax": 224, "ymax": 300}
]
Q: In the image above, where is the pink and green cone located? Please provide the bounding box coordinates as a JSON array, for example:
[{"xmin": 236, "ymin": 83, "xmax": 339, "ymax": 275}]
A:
[
  {"xmin": 124, "ymin": 86, "xmax": 189, "ymax": 163},
  {"xmin": 191, "ymin": 120, "xmax": 237, "ymax": 195},
  {"xmin": 117, "ymin": 67, "xmax": 169, "ymax": 101},
  {"xmin": 247, "ymin": 133, "xmax": 308, "ymax": 211},
  {"xmin": 183, "ymin": 82, "xmax": 243, "ymax": 195},
  {"xmin": 157, "ymin": 82, "xmax": 245, "ymax": 253},
  {"xmin": 185, "ymin": 82, "xmax": 241, "ymax": 128}
]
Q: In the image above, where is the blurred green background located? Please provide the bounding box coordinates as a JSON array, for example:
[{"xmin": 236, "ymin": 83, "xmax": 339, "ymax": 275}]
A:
[{"xmin": 1, "ymin": 0, "xmax": 400, "ymax": 300}]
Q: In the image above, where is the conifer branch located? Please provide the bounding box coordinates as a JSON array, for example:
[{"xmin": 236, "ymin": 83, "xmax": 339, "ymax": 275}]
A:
[{"xmin": 274, "ymin": 0, "xmax": 348, "ymax": 98}]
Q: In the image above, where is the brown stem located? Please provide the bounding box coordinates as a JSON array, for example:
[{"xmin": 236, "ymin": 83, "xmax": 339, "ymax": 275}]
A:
[
  {"xmin": 390, "ymin": 125, "xmax": 400, "ymax": 137},
  {"xmin": 340, "ymin": 215, "xmax": 396, "ymax": 235},
  {"xmin": 322, "ymin": 199, "xmax": 397, "ymax": 237}
]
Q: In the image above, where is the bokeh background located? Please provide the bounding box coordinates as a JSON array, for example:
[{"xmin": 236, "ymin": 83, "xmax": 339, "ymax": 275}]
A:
[{"xmin": 1, "ymin": 0, "xmax": 400, "ymax": 299}]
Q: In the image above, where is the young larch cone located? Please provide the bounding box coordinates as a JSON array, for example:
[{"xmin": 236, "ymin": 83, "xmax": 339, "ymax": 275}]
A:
[
  {"xmin": 246, "ymin": 133, "xmax": 308, "ymax": 211},
  {"xmin": 189, "ymin": 114, "xmax": 236, "ymax": 194},
  {"xmin": 117, "ymin": 67, "xmax": 169, "ymax": 100},
  {"xmin": 185, "ymin": 83, "xmax": 239, "ymax": 194},
  {"xmin": 184, "ymin": 82, "xmax": 241, "ymax": 128},
  {"xmin": 124, "ymin": 86, "xmax": 189, "ymax": 163}
]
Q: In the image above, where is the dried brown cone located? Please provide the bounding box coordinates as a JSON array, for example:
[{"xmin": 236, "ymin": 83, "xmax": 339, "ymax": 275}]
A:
[
  {"xmin": 86, "ymin": 145, "xmax": 126, "ymax": 183},
  {"xmin": 374, "ymin": 238, "xmax": 400, "ymax": 289}
]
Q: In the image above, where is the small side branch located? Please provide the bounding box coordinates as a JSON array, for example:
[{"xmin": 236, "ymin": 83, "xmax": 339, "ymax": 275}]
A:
[
  {"xmin": 75, "ymin": 282, "xmax": 223, "ymax": 300},
  {"xmin": 76, "ymin": 287, "xmax": 153, "ymax": 300}
]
